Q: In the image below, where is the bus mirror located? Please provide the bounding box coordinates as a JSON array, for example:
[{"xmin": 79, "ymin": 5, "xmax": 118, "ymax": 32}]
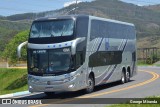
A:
[{"xmin": 17, "ymin": 41, "xmax": 28, "ymax": 58}]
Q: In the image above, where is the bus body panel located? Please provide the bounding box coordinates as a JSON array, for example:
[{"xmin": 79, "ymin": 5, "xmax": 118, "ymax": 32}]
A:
[{"xmin": 85, "ymin": 16, "xmax": 136, "ymax": 86}]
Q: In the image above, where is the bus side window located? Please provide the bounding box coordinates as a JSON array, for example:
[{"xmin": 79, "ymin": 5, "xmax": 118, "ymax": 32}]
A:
[
  {"xmin": 90, "ymin": 20, "xmax": 99, "ymax": 40},
  {"xmin": 76, "ymin": 52, "xmax": 83, "ymax": 68}
]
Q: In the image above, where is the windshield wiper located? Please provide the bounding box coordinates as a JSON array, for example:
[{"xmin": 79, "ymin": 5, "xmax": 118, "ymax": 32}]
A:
[
  {"xmin": 50, "ymin": 31, "xmax": 55, "ymax": 37},
  {"xmin": 61, "ymin": 26, "xmax": 66, "ymax": 36},
  {"xmin": 51, "ymin": 33, "xmax": 55, "ymax": 37},
  {"xmin": 54, "ymin": 70, "xmax": 66, "ymax": 73},
  {"xmin": 61, "ymin": 31, "xmax": 64, "ymax": 36}
]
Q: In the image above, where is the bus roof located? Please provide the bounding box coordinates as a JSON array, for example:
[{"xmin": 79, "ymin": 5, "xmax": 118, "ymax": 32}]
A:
[
  {"xmin": 89, "ymin": 16, "xmax": 134, "ymax": 26},
  {"xmin": 34, "ymin": 15, "xmax": 88, "ymax": 21},
  {"xmin": 34, "ymin": 15, "xmax": 134, "ymax": 26}
]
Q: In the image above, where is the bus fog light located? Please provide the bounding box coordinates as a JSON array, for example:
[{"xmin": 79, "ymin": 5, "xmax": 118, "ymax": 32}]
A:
[
  {"xmin": 68, "ymin": 84, "xmax": 75, "ymax": 88},
  {"xmin": 29, "ymin": 85, "xmax": 33, "ymax": 89}
]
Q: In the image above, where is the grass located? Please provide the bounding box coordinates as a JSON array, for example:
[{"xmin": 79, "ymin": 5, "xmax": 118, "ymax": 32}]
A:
[
  {"xmin": 137, "ymin": 62, "xmax": 160, "ymax": 67},
  {"xmin": 0, "ymin": 68, "xmax": 28, "ymax": 95},
  {"xmin": 137, "ymin": 61, "xmax": 160, "ymax": 66},
  {"xmin": 154, "ymin": 64, "xmax": 160, "ymax": 67},
  {"xmin": 137, "ymin": 61, "xmax": 152, "ymax": 66}
]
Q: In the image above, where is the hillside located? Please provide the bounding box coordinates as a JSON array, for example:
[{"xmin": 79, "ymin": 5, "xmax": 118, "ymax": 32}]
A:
[
  {"xmin": 144, "ymin": 4, "xmax": 160, "ymax": 13},
  {"xmin": 68, "ymin": 0, "xmax": 160, "ymax": 39},
  {"xmin": 0, "ymin": 20, "xmax": 31, "ymax": 54},
  {"xmin": 4, "ymin": 0, "xmax": 160, "ymax": 39},
  {"xmin": 0, "ymin": 0, "xmax": 160, "ymax": 50}
]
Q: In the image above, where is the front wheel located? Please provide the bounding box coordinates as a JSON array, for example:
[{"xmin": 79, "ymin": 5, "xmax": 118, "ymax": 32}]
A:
[{"xmin": 85, "ymin": 75, "xmax": 95, "ymax": 93}]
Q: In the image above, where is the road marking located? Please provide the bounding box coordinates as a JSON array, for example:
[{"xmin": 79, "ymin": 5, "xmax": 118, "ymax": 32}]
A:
[
  {"xmin": 30, "ymin": 104, "xmax": 49, "ymax": 107},
  {"xmin": 79, "ymin": 70, "xmax": 159, "ymax": 98},
  {"xmin": 29, "ymin": 70, "xmax": 159, "ymax": 107}
]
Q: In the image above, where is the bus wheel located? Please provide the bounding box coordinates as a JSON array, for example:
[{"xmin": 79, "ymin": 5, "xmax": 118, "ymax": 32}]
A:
[
  {"xmin": 121, "ymin": 71, "xmax": 125, "ymax": 84},
  {"xmin": 44, "ymin": 92, "xmax": 55, "ymax": 96},
  {"xmin": 85, "ymin": 75, "xmax": 95, "ymax": 93},
  {"xmin": 125, "ymin": 71, "xmax": 130, "ymax": 83}
]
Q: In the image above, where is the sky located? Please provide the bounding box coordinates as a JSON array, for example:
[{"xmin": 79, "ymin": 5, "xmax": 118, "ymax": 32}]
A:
[{"xmin": 0, "ymin": 0, "xmax": 160, "ymax": 16}]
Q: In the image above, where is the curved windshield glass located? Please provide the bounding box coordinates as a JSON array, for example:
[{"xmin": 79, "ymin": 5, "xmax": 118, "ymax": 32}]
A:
[
  {"xmin": 30, "ymin": 19, "xmax": 74, "ymax": 38},
  {"xmin": 28, "ymin": 48, "xmax": 73, "ymax": 75}
]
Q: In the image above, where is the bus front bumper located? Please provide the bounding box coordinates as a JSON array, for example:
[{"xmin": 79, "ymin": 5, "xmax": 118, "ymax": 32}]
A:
[{"xmin": 28, "ymin": 75, "xmax": 86, "ymax": 93}]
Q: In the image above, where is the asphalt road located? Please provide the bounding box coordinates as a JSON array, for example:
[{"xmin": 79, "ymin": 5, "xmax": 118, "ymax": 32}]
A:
[{"xmin": 2, "ymin": 66, "xmax": 160, "ymax": 107}]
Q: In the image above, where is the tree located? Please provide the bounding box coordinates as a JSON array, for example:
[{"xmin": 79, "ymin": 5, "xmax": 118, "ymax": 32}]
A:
[{"xmin": 2, "ymin": 30, "xmax": 29, "ymax": 65}]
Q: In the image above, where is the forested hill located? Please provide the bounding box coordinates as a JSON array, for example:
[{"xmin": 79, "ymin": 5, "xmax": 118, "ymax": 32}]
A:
[
  {"xmin": 3, "ymin": 0, "xmax": 160, "ymax": 38},
  {"xmin": 64, "ymin": 0, "xmax": 160, "ymax": 39},
  {"xmin": 0, "ymin": 20, "xmax": 31, "ymax": 53},
  {"xmin": 0, "ymin": 0, "xmax": 160, "ymax": 52},
  {"xmin": 144, "ymin": 4, "xmax": 160, "ymax": 13}
]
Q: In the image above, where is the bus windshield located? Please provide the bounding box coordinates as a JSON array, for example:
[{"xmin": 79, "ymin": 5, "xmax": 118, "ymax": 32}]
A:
[
  {"xmin": 30, "ymin": 19, "xmax": 74, "ymax": 38},
  {"xmin": 28, "ymin": 48, "xmax": 73, "ymax": 75}
]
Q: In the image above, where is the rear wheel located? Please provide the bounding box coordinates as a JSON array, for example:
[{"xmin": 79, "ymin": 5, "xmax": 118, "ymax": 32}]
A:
[
  {"xmin": 121, "ymin": 71, "xmax": 125, "ymax": 84},
  {"xmin": 44, "ymin": 92, "xmax": 55, "ymax": 96},
  {"xmin": 125, "ymin": 71, "xmax": 130, "ymax": 83},
  {"xmin": 85, "ymin": 75, "xmax": 95, "ymax": 93}
]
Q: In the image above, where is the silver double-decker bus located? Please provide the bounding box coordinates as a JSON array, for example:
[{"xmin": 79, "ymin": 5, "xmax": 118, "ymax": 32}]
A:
[{"xmin": 18, "ymin": 15, "xmax": 137, "ymax": 96}]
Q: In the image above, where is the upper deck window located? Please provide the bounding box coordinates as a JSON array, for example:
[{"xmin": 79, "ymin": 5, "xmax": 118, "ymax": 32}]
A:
[{"xmin": 30, "ymin": 19, "xmax": 74, "ymax": 38}]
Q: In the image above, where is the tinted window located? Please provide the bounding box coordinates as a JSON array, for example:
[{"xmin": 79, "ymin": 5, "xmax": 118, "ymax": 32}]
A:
[
  {"xmin": 76, "ymin": 17, "xmax": 89, "ymax": 37},
  {"xmin": 89, "ymin": 51, "xmax": 122, "ymax": 67},
  {"xmin": 28, "ymin": 48, "xmax": 72, "ymax": 75},
  {"xmin": 76, "ymin": 52, "xmax": 83, "ymax": 68},
  {"xmin": 90, "ymin": 20, "xmax": 106, "ymax": 40},
  {"xmin": 30, "ymin": 19, "xmax": 74, "ymax": 38},
  {"xmin": 90, "ymin": 19, "xmax": 135, "ymax": 40}
]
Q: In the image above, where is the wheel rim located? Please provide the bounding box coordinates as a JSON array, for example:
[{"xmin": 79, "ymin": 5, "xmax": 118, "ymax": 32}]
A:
[
  {"xmin": 121, "ymin": 73, "xmax": 125, "ymax": 83},
  {"xmin": 87, "ymin": 78, "xmax": 94, "ymax": 91},
  {"xmin": 126, "ymin": 72, "xmax": 130, "ymax": 81}
]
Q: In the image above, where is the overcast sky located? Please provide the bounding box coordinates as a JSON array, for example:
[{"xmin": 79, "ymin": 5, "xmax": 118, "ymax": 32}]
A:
[{"xmin": 0, "ymin": 0, "xmax": 160, "ymax": 16}]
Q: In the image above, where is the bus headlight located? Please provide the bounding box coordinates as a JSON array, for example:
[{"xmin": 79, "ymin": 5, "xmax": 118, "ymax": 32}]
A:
[
  {"xmin": 68, "ymin": 83, "xmax": 75, "ymax": 88},
  {"xmin": 33, "ymin": 78, "xmax": 40, "ymax": 83},
  {"xmin": 28, "ymin": 75, "xmax": 33, "ymax": 81},
  {"xmin": 28, "ymin": 76, "xmax": 39, "ymax": 83},
  {"xmin": 63, "ymin": 73, "xmax": 80, "ymax": 82},
  {"xmin": 63, "ymin": 76, "xmax": 74, "ymax": 82},
  {"xmin": 29, "ymin": 85, "xmax": 33, "ymax": 89},
  {"xmin": 75, "ymin": 73, "xmax": 80, "ymax": 77}
]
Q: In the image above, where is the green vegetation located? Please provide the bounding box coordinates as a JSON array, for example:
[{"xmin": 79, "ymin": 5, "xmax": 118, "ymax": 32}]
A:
[
  {"xmin": 155, "ymin": 64, "xmax": 160, "ymax": 67},
  {"xmin": 0, "ymin": 20, "xmax": 30, "ymax": 53},
  {"xmin": 145, "ymin": 4, "xmax": 160, "ymax": 13},
  {"xmin": 0, "ymin": 68, "xmax": 28, "ymax": 95},
  {"xmin": 137, "ymin": 61, "xmax": 151, "ymax": 66},
  {"xmin": 139, "ymin": 54, "xmax": 159, "ymax": 65},
  {"xmin": 2, "ymin": 30, "xmax": 29, "ymax": 65},
  {"xmin": 64, "ymin": 0, "xmax": 160, "ymax": 39}
]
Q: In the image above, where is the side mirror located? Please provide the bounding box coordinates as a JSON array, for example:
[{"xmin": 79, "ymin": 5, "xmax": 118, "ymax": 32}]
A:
[{"xmin": 17, "ymin": 41, "xmax": 28, "ymax": 58}]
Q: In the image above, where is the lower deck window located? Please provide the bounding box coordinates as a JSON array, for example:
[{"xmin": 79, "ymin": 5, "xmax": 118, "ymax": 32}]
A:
[{"xmin": 89, "ymin": 51, "xmax": 122, "ymax": 67}]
